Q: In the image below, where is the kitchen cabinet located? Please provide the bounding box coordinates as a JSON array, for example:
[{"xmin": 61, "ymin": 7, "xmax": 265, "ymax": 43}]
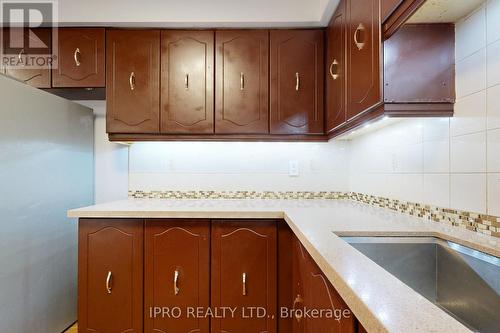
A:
[
  {"xmin": 325, "ymin": 0, "xmax": 347, "ymax": 134},
  {"xmin": 347, "ymin": 0, "xmax": 382, "ymax": 120},
  {"xmin": 270, "ymin": 30, "xmax": 324, "ymax": 135},
  {"xmin": 211, "ymin": 220, "xmax": 277, "ymax": 333},
  {"xmin": 383, "ymin": 0, "xmax": 426, "ymax": 38},
  {"xmin": 215, "ymin": 30, "xmax": 269, "ymax": 134},
  {"xmin": 326, "ymin": 0, "xmax": 455, "ymax": 138},
  {"xmin": 161, "ymin": 30, "xmax": 214, "ymax": 134},
  {"xmin": 106, "ymin": 29, "xmax": 160, "ymax": 134},
  {"xmin": 145, "ymin": 219, "xmax": 210, "ymax": 333},
  {"xmin": 1, "ymin": 28, "xmax": 51, "ymax": 88},
  {"xmin": 52, "ymin": 28, "xmax": 105, "ymax": 87},
  {"xmin": 78, "ymin": 219, "xmax": 143, "ymax": 333},
  {"xmin": 291, "ymin": 237, "xmax": 356, "ymax": 333}
]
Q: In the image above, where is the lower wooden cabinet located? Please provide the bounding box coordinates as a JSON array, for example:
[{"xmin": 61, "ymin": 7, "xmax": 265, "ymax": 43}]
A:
[
  {"xmin": 78, "ymin": 218, "xmax": 358, "ymax": 333},
  {"xmin": 78, "ymin": 219, "xmax": 144, "ymax": 333},
  {"xmin": 211, "ymin": 220, "xmax": 277, "ymax": 333},
  {"xmin": 145, "ymin": 219, "xmax": 211, "ymax": 332}
]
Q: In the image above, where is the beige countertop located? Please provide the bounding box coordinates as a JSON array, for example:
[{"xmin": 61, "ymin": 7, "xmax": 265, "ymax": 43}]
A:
[{"xmin": 68, "ymin": 199, "xmax": 500, "ymax": 333}]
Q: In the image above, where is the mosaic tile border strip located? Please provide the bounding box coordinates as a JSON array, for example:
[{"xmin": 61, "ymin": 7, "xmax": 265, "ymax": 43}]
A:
[{"xmin": 128, "ymin": 190, "xmax": 500, "ymax": 238}]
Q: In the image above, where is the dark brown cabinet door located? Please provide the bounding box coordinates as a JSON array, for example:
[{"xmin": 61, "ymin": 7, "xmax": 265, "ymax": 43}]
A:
[
  {"xmin": 211, "ymin": 220, "xmax": 277, "ymax": 333},
  {"xmin": 215, "ymin": 30, "xmax": 269, "ymax": 134},
  {"xmin": 326, "ymin": 1, "xmax": 347, "ymax": 133},
  {"xmin": 78, "ymin": 219, "xmax": 143, "ymax": 333},
  {"xmin": 347, "ymin": 0, "xmax": 382, "ymax": 120},
  {"xmin": 145, "ymin": 219, "xmax": 210, "ymax": 333},
  {"xmin": 52, "ymin": 28, "xmax": 105, "ymax": 87},
  {"xmin": 106, "ymin": 30, "xmax": 160, "ymax": 134},
  {"xmin": 293, "ymin": 237, "xmax": 356, "ymax": 333},
  {"xmin": 1, "ymin": 28, "xmax": 51, "ymax": 88},
  {"xmin": 270, "ymin": 30, "xmax": 324, "ymax": 135},
  {"xmin": 161, "ymin": 30, "xmax": 214, "ymax": 134}
]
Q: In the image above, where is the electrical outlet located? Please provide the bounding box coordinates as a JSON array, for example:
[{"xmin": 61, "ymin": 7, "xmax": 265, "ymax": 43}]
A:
[{"xmin": 289, "ymin": 160, "xmax": 299, "ymax": 177}]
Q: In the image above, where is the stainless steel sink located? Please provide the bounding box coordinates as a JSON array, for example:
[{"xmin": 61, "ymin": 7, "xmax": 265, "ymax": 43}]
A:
[{"xmin": 342, "ymin": 236, "xmax": 500, "ymax": 333}]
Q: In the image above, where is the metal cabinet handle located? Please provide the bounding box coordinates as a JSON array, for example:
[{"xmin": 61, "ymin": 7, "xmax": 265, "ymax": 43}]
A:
[
  {"xmin": 240, "ymin": 72, "xmax": 245, "ymax": 91},
  {"xmin": 354, "ymin": 23, "xmax": 366, "ymax": 50},
  {"xmin": 174, "ymin": 270, "xmax": 180, "ymax": 295},
  {"xmin": 129, "ymin": 72, "xmax": 136, "ymax": 91},
  {"xmin": 106, "ymin": 271, "xmax": 113, "ymax": 294},
  {"xmin": 185, "ymin": 74, "xmax": 189, "ymax": 90},
  {"xmin": 74, "ymin": 48, "xmax": 81, "ymax": 67},
  {"xmin": 242, "ymin": 273, "xmax": 247, "ymax": 296},
  {"xmin": 18, "ymin": 49, "xmax": 24, "ymax": 66},
  {"xmin": 329, "ymin": 59, "xmax": 339, "ymax": 80},
  {"xmin": 292, "ymin": 294, "xmax": 303, "ymax": 322},
  {"xmin": 295, "ymin": 72, "xmax": 301, "ymax": 91}
]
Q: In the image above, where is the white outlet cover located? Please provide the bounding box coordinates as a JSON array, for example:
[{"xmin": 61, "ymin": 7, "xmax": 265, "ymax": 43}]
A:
[{"xmin": 289, "ymin": 160, "xmax": 299, "ymax": 177}]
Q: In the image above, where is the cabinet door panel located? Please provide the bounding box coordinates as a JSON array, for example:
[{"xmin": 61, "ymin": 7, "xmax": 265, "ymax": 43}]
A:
[
  {"xmin": 326, "ymin": 1, "xmax": 347, "ymax": 133},
  {"xmin": 270, "ymin": 30, "xmax": 324, "ymax": 135},
  {"xmin": 52, "ymin": 28, "xmax": 105, "ymax": 87},
  {"xmin": 161, "ymin": 30, "xmax": 214, "ymax": 134},
  {"xmin": 347, "ymin": 0, "xmax": 382, "ymax": 120},
  {"xmin": 145, "ymin": 219, "xmax": 210, "ymax": 333},
  {"xmin": 2, "ymin": 28, "xmax": 51, "ymax": 88},
  {"xmin": 211, "ymin": 220, "xmax": 277, "ymax": 333},
  {"xmin": 106, "ymin": 30, "xmax": 160, "ymax": 134},
  {"xmin": 294, "ymin": 237, "xmax": 356, "ymax": 333},
  {"xmin": 215, "ymin": 30, "xmax": 269, "ymax": 134},
  {"xmin": 78, "ymin": 219, "xmax": 143, "ymax": 333}
]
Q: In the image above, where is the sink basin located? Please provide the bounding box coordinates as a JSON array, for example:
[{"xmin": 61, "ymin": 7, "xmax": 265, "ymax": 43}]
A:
[{"xmin": 342, "ymin": 236, "xmax": 500, "ymax": 333}]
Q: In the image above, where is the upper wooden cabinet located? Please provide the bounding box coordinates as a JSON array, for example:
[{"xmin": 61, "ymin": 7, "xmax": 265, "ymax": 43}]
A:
[
  {"xmin": 106, "ymin": 29, "xmax": 160, "ymax": 134},
  {"xmin": 347, "ymin": 0, "xmax": 383, "ymax": 120},
  {"xmin": 215, "ymin": 30, "xmax": 269, "ymax": 134},
  {"xmin": 211, "ymin": 220, "xmax": 277, "ymax": 333},
  {"xmin": 326, "ymin": 0, "xmax": 347, "ymax": 134},
  {"xmin": 52, "ymin": 28, "xmax": 105, "ymax": 88},
  {"xmin": 326, "ymin": 0, "xmax": 455, "ymax": 138},
  {"xmin": 270, "ymin": 30, "xmax": 324, "ymax": 135},
  {"xmin": 78, "ymin": 219, "xmax": 143, "ymax": 333},
  {"xmin": 161, "ymin": 30, "xmax": 214, "ymax": 134},
  {"xmin": 145, "ymin": 219, "xmax": 210, "ymax": 333},
  {"xmin": 1, "ymin": 28, "xmax": 51, "ymax": 88}
]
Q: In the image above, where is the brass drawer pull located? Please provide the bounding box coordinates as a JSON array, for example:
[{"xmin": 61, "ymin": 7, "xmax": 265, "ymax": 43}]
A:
[
  {"xmin": 242, "ymin": 273, "xmax": 247, "ymax": 296},
  {"xmin": 185, "ymin": 74, "xmax": 189, "ymax": 90},
  {"xmin": 292, "ymin": 294, "xmax": 303, "ymax": 322},
  {"xmin": 240, "ymin": 72, "xmax": 245, "ymax": 91},
  {"xmin": 74, "ymin": 48, "xmax": 81, "ymax": 67},
  {"xmin": 105, "ymin": 271, "xmax": 113, "ymax": 294},
  {"xmin": 174, "ymin": 270, "xmax": 180, "ymax": 295},
  {"xmin": 329, "ymin": 59, "xmax": 339, "ymax": 80},
  {"xmin": 129, "ymin": 72, "xmax": 136, "ymax": 91},
  {"xmin": 295, "ymin": 72, "xmax": 300, "ymax": 91},
  {"xmin": 354, "ymin": 23, "xmax": 366, "ymax": 50}
]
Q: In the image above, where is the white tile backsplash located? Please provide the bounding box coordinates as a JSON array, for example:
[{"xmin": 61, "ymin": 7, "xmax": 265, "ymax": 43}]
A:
[
  {"xmin": 451, "ymin": 90, "xmax": 487, "ymax": 136},
  {"xmin": 451, "ymin": 174, "xmax": 487, "ymax": 213},
  {"xmin": 487, "ymin": 39, "xmax": 500, "ymax": 87},
  {"xmin": 455, "ymin": 5, "xmax": 486, "ymax": 61},
  {"xmin": 487, "ymin": 128, "xmax": 500, "ymax": 172},
  {"xmin": 456, "ymin": 48, "xmax": 487, "ymax": 98},
  {"xmin": 488, "ymin": 173, "xmax": 500, "ymax": 216},
  {"xmin": 423, "ymin": 139, "xmax": 450, "ymax": 173},
  {"xmin": 450, "ymin": 132, "xmax": 487, "ymax": 173},
  {"xmin": 487, "ymin": 0, "xmax": 500, "ymax": 43},
  {"xmin": 423, "ymin": 174, "xmax": 450, "ymax": 208},
  {"xmin": 487, "ymin": 84, "xmax": 500, "ymax": 129}
]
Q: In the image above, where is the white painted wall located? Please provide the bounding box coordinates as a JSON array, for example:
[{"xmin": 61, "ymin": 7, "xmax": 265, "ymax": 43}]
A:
[
  {"xmin": 348, "ymin": 0, "xmax": 500, "ymax": 215},
  {"xmin": 75, "ymin": 101, "xmax": 129, "ymax": 203},
  {"xmin": 57, "ymin": 0, "xmax": 339, "ymax": 27}
]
